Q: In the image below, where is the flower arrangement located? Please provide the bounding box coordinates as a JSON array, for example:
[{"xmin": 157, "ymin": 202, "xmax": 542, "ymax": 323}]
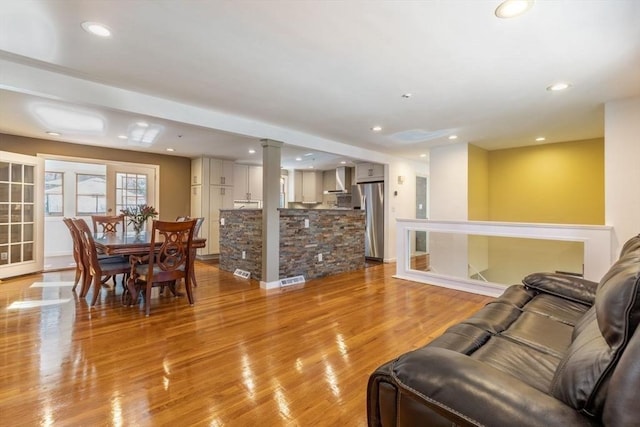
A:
[{"xmin": 120, "ymin": 204, "xmax": 158, "ymax": 234}]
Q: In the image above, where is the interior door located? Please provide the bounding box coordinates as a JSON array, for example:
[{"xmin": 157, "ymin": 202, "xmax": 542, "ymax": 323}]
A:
[
  {"xmin": 106, "ymin": 163, "xmax": 157, "ymax": 230},
  {"xmin": 0, "ymin": 151, "xmax": 44, "ymax": 279}
]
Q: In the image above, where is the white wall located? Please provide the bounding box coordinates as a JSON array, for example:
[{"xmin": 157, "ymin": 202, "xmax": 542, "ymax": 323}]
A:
[
  {"xmin": 605, "ymin": 97, "xmax": 640, "ymax": 254},
  {"xmin": 385, "ymin": 159, "xmax": 425, "ymax": 262}
]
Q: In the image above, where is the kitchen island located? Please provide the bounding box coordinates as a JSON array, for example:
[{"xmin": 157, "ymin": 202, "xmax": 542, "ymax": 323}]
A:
[{"xmin": 219, "ymin": 208, "xmax": 365, "ymax": 281}]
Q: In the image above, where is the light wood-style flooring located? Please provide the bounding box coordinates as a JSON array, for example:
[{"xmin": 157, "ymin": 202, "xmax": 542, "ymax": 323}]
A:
[{"xmin": 0, "ymin": 262, "xmax": 493, "ymax": 426}]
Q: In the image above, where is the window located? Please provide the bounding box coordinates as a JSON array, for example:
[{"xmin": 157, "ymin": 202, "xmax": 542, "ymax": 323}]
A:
[
  {"xmin": 115, "ymin": 172, "xmax": 147, "ymax": 214},
  {"xmin": 0, "ymin": 160, "xmax": 35, "ymax": 265},
  {"xmin": 76, "ymin": 173, "xmax": 106, "ymax": 214},
  {"xmin": 44, "ymin": 172, "xmax": 64, "ymax": 216}
]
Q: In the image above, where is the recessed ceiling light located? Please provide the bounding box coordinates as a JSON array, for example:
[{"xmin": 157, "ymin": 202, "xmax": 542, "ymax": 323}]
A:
[
  {"xmin": 371, "ymin": 126, "xmax": 383, "ymax": 132},
  {"xmin": 419, "ymin": 153, "xmax": 427, "ymax": 158},
  {"xmin": 81, "ymin": 21, "xmax": 112, "ymax": 37},
  {"xmin": 536, "ymin": 137, "xmax": 546, "ymax": 142},
  {"xmin": 547, "ymin": 82, "xmax": 571, "ymax": 92},
  {"xmin": 401, "ymin": 93, "xmax": 412, "ymax": 98},
  {"xmin": 118, "ymin": 134, "xmax": 128, "ymax": 139},
  {"xmin": 295, "ymin": 157, "xmax": 302, "ymax": 161},
  {"xmin": 448, "ymin": 135, "xmax": 458, "ymax": 140},
  {"xmin": 166, "ymin": 148, "xmax": 175, "ymax": 152},
  {"xmin": 340, "ymin": 161, "xmax": 347, "ymax": 164},
  {"xmin": 136, "ymin": 121, "xmax": 149, "ymax": 127},
  {"xmin": 46, "ymin": 131, "xmax": 60, "ymax": 136},
  {"xmin": 308, "ymin": 165, "xmax": 314, "ymax": 169},
  {"xmin": 248, "ymin": 149, "xmax": 256, "ymax": 154},
  {"xmin": 495, "ymin": 0, "xmax": 534, "ymax": 19},
  {"xmin": 303, "ymin": 153, "xmax": 314, "ymax": 157}
]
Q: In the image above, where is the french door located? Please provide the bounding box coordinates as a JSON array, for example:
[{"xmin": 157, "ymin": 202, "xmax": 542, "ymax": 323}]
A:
[
  {"xmin": 106, "ymin": 163, "xmax": 157, "ymax": 231},
  {"xmin": 0, "ymin": 151, "xmax": 44, "ymax": 279}
]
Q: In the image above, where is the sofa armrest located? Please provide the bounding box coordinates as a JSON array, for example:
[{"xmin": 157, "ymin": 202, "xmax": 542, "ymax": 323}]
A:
[
  {"xmin": 390, "ymin": 347, "xmax": 598, "ymax": 427},
  {"xmin": 522, "ymin": 272, "xmax": 597, "ymax": 305}
]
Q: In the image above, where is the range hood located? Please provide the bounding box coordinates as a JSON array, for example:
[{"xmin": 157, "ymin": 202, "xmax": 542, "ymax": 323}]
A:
[{"xmin": 325, "ymin": 166, "xmax": 352, "ymax": 194}]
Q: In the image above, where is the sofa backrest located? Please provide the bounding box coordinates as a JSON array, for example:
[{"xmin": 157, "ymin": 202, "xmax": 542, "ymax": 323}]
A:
[
  {"xmin": 549, "ymin": 245, "xmax": 640, "ymax": 419},
  {"xmin": 619, "ymin": 233, "xmax": 640, "ymax": 258}
]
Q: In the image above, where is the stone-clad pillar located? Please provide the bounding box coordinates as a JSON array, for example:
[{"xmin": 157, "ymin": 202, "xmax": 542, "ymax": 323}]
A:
[{"xmin": 260, "ymin": 139, "xmax": 282, "ymax": 288}]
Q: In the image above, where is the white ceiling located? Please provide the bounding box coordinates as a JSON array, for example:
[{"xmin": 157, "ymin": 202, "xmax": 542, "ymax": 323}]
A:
[{"xmin": 1, "ymin": 0, "xmax": 639, "ymax": 170}]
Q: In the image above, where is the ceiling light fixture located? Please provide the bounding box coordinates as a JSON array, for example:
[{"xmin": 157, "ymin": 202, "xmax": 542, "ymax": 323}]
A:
[
  {"xmin": 547, "ymin": 82, "xmax": 571, "ymax": 91},
  {"xmin": 536, "ymin": 137, "xmax": 546, "ymax": 142},
  {"xmin": 46, "ymin": 131, "xmax": 60, "ymax": 136},
  {"xmin": 295, "ymin": 157, "xmax": 302, "ymax": 161},
  {"xmin": 371, "ymin": 126, "xmax": 382, "ymax": 132},
  {"xmin": 448, "ymin": 135, "xmax": 458, "ymax": 140},
  {"xmin": 495, "ymin": 0, "xmax": 534, "ymax": 19},
  {"xmin": 419, "ymin": 154, "xmax": 427, "ymax": 158},
  {"xmin": 248, "ymin": 149, "xmax": 256, "ymax": 154},
  {"xmin": 340, "ymin": 161, "xmax": 347, "ymax": 164},
  {"xmin": 81, "ymin": 21, "xmax": 112, "ymax": 37},
  {"xmin": 33, "ymin": 104, "xmax": 105, "ymax": 133},
  {"xmin": 136, "ymin": 121, "xmax": 149, "ymax": 127},
  {"xmin": 166, "ymin": 148, "xmax": 175, "ymax": 152},
  {"xmin": 118, "ymin": 135, "xmax": 128, "ymax": 139}
]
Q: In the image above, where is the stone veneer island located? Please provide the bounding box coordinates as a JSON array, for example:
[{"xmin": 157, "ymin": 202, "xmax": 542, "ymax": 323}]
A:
[{"xmin": 219, "ymin": 208, "xmax": 366, "ymax": 281}]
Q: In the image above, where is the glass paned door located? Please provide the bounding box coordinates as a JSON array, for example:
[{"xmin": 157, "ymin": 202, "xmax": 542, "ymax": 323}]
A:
[
  {"xmin": 106, "ymin": 164, "xmax": 157, "ymax": 232},
  {"xmin": 0, "ymin": 151, "xmax": 43, "ymax": 279}
]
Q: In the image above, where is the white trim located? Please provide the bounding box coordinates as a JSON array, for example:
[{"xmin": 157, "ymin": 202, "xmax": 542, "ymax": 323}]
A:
[{"xmin": 260, "ymin": 280, "xmax": 281, "ymax": 290}]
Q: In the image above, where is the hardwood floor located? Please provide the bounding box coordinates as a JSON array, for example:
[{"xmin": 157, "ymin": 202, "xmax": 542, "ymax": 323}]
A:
[{"xmin": 0, "ymin": 262, "xmax": 493, "ymax": 426}]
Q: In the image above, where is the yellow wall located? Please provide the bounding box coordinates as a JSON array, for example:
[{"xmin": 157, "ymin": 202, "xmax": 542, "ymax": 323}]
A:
[
  {"xmin": 0, "ymin": 133, "xmax": 192, "ymax": 221},
  {"xmin": 488, "ymin": 138, "xmax": 604, "ymax": 225},
  {"xmin": 468, "ymin": 144, "xmax": 489, "ymax": 220}
]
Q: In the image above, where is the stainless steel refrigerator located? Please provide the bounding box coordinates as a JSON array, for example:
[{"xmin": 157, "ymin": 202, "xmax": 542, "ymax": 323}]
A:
[{"xmin": 352, "ymin": 182, "xmax": 384, "ymax": 261}]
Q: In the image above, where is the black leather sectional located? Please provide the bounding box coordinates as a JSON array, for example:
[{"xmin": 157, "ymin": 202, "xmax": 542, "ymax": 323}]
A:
[{"xmin": 367, "ymin": 234, "xmax": 640, "ymax": 426}]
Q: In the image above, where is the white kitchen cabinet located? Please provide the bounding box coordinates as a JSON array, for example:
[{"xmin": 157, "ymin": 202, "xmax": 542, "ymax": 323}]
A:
[
  {"xmin": 301, "ymin": 170, "xmax": 323, "ymax": 203},
  {"xmin": 233, "ymin": 164, "xmax": 262, "ymax": 201},
  {"xmin": 208, "ymin": 185, "xmax": 234, "ymax": 254},
  {"xmin": 210, "ymin": 158, "xmax": 234, "ymax": 186},
  {"xmin": 191, "ymin": 156, "xmax": 234, "ymax": 256},
  {"xmin": 356, "ymin": 162, "xmax": 384, "ymax": 182},
  {"xmin": 191, "ymin": 157, "xmax": 205, "ymax": 185}
]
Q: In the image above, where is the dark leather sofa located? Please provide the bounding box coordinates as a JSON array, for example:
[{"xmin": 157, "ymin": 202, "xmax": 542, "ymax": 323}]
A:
[{"xmin": 367, "ymin": 234, "xmax": 640, "ymax": 426}]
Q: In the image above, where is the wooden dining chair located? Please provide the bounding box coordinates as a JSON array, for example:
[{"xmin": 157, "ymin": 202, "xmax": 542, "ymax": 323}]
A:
[
  {"xmin": 126, "ymin": 219, "xmax": 196, "ymax": 316},
  {"xmin": 72, "ymin": 218, "xmax": 132, "ymax": 306},
  {"xmin": 91, "ymin": 214, "xmax": 125, "ymax": 234},
  {"xmin": 63, "ymin": 217, "xmax": 89, "ymax": 295}
]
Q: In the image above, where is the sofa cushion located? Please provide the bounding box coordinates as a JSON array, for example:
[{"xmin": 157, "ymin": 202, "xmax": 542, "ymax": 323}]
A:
[
  {"xmin": 550, "ymin": 251, "xmax": 640, "ymax": 417},
  {"xmin": 523, "ymin": 272, "xmax": 598, "ymax": 305}
]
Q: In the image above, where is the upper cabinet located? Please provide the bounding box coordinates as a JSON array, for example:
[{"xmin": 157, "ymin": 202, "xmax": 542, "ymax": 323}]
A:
[
  {"xmin": 356, "ymin": 162, "xmax": 384, "ymax": 183},
  {"xmin": 233, "ymin": 164, "xmax": 263, "ymax": 201},
  {"xmin": 191, "ymin": 157, "xmax": 204, "ymax": 185},
  {"xmin": 210, "ymin": 158, "xmax": 234, "ymax": 186},
  {"xmin": 292, "ymin": 170, "xmax": 322, "ymax": 203}
]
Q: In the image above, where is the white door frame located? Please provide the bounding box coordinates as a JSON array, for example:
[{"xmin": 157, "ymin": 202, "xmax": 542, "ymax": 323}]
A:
[{"xmin": 39, "ymin": 154, "xmax": 159, "ymax": 263}]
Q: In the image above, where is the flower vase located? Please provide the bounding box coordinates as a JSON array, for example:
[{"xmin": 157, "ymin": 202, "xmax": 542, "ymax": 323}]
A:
[{"xmin": 133, "ymin": 222, "xmax": 144, "ymax": 236}]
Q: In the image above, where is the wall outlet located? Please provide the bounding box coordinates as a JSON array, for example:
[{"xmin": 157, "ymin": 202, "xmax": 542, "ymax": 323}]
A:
[
  {"xmin": 317, "ymin": 253, "xmax": 322, "ymax": 262},
  {"xmin": 220, "ymin": 218, "xmax": 225, "ymax": 225},
  {"xmin": 0, "ymin": 252, "xmax": 7, "ymax": 261},
  {"xmin": 242, "ymin": 250, "xmax": 246, "ymax": 259},
  {"xmin": 304, "ymin": 218, "xmax": 309, "ymax": 228}
]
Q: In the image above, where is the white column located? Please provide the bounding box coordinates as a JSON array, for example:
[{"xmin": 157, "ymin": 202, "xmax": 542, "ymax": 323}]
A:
[
  {"xmin": 605, "ymin": 97, "xmax": 640, "ymax": 254},
  {"xmin": 260, "ymin": 139, "xmax": 283, "ymax": 288}
]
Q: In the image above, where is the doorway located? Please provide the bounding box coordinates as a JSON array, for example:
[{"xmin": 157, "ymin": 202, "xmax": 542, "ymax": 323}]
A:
[{"xmin": 43, "ymin": 157, "xmax": 157, "ymax": 271}]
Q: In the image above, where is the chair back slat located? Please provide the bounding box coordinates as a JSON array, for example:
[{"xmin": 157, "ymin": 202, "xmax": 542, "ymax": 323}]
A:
[{"xmin": 91, "ymin": 214, "xmax": 125, "ymax": 234}]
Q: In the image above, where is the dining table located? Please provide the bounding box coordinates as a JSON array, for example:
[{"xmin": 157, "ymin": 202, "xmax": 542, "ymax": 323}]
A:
[{"xmin": 93, "ymin": 231, "xmax": 207, "ymax": 288}]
